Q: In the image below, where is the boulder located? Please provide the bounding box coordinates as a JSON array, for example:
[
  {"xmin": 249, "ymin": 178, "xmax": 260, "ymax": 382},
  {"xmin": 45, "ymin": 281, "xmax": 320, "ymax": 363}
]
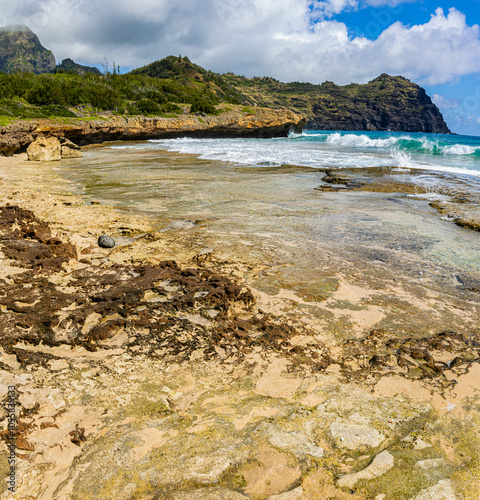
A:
[
  {"xmin": 27, "ymin": 136, "xmax": 61, "ymax": 161},
  {"xmin": 60, "ymin": 137, "xmax": 83, "ymax": 158}
]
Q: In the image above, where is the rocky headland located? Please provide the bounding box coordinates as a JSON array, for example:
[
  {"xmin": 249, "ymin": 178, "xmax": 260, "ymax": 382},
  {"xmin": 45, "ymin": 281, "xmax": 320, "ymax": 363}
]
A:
[
  {"xmin": 0, "ymin": 106, "xmax": 306, "ymax": 157},
  {"xmin": 0, "ymin": 153, "xmax": 479, "ymax": 499}
]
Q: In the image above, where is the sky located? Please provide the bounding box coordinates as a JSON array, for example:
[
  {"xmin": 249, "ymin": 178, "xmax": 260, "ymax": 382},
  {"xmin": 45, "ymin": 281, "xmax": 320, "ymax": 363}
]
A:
[{"xmin": 1, "ymin": 0, "xmax": 480, "ymax": 135}]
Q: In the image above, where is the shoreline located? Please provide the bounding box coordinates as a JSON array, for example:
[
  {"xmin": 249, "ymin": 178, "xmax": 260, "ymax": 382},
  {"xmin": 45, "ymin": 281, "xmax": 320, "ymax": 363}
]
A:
[
  {"xmin": 1, "ymin": 150, "xmax": 480, "ymax": 499},
  {"xmin": 0, "ymin": 106, "xmax": 306, "ymax": 157}
]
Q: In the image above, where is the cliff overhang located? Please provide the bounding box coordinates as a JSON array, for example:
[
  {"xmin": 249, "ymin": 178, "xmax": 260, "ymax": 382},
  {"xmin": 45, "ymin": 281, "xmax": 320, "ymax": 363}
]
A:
[{"xmin": 0, "ymin": 108, "xmax": 306, "ymax": 156}]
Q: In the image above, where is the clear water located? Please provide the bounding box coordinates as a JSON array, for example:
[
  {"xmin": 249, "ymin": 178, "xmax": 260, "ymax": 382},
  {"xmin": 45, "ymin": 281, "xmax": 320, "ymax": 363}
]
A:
[{"xmin": 54, "ymin": 131, "xmax": 480, "ymax": 295}]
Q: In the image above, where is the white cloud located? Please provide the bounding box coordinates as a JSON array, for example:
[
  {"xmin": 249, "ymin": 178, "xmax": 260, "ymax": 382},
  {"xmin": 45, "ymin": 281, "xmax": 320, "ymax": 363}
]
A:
[
  {"xmin": 432, "ymin": 94, "xmax": 460, "ymax": 109},
  {"xmin": 311, "ymin": 0, "xmax": 359, "ymax": 18},
  {"xmin": 363, "ymin": 0, "xmax": 414, "ymax": 7},
  {"xmin": 0, "ymin": 1, "xmax": 479, "ymax": 88}
]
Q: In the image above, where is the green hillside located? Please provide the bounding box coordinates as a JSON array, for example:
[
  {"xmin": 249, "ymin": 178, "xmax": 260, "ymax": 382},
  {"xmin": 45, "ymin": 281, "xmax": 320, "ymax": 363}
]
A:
[
  {"xmin": 222, "ymin": 73, "xmax": 450, "ymax": 133},
  {"xmin": 56, "ymin": 58, "xmax": 102, "ymax": 76},
  {"xmin": 130, "ymin": 55, "xmax": 248, "ymax": 105},
  {"xmin": 0, "ymin": 25, "xmax": 55, "ymax": 74}
]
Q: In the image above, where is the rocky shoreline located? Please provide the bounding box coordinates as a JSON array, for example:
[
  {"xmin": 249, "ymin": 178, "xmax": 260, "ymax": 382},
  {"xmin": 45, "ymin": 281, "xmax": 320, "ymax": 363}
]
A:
[
  {"xmin": 0, "ymin": 106, "xmax": 305, "ymax": 157},
  {"xmin": 315, "ymin": 166, "xmax": 480, "ymax": 235},
  {"xmin": 1, "ymin": 154, "xmax": 480, "ymax": 499}
]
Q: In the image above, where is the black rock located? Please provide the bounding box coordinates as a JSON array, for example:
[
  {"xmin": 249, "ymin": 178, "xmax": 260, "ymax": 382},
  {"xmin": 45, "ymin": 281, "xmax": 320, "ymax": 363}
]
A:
[{"xmin": 98, "ymin": 235, "xmax": 115, "ymax": 248}]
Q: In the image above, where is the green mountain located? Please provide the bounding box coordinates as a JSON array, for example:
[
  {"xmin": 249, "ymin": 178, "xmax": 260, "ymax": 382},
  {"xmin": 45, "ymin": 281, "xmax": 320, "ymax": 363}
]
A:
[
  {"xmin": 56, "ymin": 58, "xmax": 102, "ymax": 76},
  {"xmin": 131, "ymin": 57, "xmax": 450, "ymax": 133},
  {"xmin": 0, "ymin": 25, "xmax": 55, "ymax": 74},
  {"xmin": 130, "ymin": 55, "xmax": 248, "ymax": 105},
  {"xmin": 222, "ymin": 73, "xmax": 450, "ymax": 133}
]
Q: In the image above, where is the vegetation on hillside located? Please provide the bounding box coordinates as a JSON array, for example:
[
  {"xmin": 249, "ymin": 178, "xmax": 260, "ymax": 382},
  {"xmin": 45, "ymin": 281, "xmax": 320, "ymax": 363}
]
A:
[
  {"xmin": 222, "ymin": 72, "xmax": 450, "ymax": 132},
  {"xmin": 56, "ymin": 58, "xmax": 102, "ymax": 76},
  {"xmin": 130, "ymin": 55, "xmax": 248, "ymax": 106},
  {"xmin": 0, "ymin": 58, "xmax": 240, "ymax": 120},
  {"xmin": 0, "ymin": 25, "xmax": 55, "ymax": 74}
]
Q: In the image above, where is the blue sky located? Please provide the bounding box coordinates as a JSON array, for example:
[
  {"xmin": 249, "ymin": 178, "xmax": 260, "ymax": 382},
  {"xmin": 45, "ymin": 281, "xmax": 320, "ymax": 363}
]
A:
[{"xmin": 1, "ymin": 0, "xmax": 480, "ymax": 135}]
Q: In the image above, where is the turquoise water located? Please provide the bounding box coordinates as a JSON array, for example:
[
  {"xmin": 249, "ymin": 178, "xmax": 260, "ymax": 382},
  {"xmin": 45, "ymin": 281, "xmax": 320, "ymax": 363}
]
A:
[{"xmin": 113, "ymin": 130, "xmax": 480, "ymax": 178}]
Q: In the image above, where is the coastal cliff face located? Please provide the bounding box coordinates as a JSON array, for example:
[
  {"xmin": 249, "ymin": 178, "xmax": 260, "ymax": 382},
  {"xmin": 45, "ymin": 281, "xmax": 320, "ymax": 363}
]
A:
[
  {"xmin": 308, "ymin": 75, "xmax": 450, "ymax": 133},
  {"xmin": 223, "ymin": 73, "xmax": 451, "ymax": 134},
  {"xmin": 0, "ymin": 25, "xmax": 55, "ymax": 74},
  {"xmin": 0, "ymin": 107, "xmax": 306, "ymax": 156}
]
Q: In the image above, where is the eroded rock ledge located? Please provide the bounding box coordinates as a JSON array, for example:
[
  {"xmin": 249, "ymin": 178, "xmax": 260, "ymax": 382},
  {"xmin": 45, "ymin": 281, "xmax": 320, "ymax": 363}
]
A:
[
  {"xmin": 0, "ymin": 107, "xmax": 306, "ymax": 156},
  {"xmin": 1, "ymin": 201, "xmax": 479, "ymax": 499}
]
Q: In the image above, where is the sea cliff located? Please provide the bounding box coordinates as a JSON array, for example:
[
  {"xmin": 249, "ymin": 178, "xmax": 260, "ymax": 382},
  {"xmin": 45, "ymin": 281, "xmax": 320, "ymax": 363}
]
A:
[{"xmin": 0, "ymin": 107, "xmax": 305, "ymax": 156}]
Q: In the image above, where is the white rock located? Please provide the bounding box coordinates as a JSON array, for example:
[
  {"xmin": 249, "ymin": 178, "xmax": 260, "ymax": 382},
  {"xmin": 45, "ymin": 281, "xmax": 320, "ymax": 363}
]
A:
[
  {"xmin": 330, "ymin": 421, "xmax": 386, "ymax": 450},
  {"xmin": 414, "ymin": 438, "xmax": 432, "ymax": 450},
  {"xmin": 268, "ymin": 429, "xmax": 324, "ymax": 458},
  {"xmin": 411, "ymin": 479, "xmax": 457, "ymax": 500},
  {"xmin": 48, "ymin": 359, "xmax": 69, "ymax": 371},
  {"xmin": 414, "ymin": 459, "xmax": 444, "ymax": 470},
  {"xmin": 267, "ymin": 486, "xmax": 303, "ymax": 500},
  {"xmin": 337, "ymin": 450, "xmax": 394, "ymax": 489},
  {"xmin": 60, "ymin": 138, "xmax": 83, "ymax": 158}
]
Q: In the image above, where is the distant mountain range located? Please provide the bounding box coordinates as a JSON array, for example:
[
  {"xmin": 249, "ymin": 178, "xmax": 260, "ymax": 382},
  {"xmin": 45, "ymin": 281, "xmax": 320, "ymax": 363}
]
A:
[
  {"xmin": 0, "ymin": 25, "xmax": 450, "ymax": 133},
  {"xmin": 0, "ymin": 25, "xmax": 100, "ymax": 76}
]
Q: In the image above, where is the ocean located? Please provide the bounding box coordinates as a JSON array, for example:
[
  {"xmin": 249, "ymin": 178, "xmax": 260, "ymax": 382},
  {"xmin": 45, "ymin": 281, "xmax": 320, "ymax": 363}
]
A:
[
  {"xmin": 53, "ymin": 130, "xmax": 480, "ymax": 300},
  {"xmin": 139, "ymin": 130, "xmax": 480, "ymax": 176}
]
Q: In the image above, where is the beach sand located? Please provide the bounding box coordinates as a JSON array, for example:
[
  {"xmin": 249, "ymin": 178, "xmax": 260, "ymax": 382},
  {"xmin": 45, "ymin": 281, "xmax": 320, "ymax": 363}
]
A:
[{"xmin": 1, "ymin": 151, "xmax": 480, "ymax": 499}]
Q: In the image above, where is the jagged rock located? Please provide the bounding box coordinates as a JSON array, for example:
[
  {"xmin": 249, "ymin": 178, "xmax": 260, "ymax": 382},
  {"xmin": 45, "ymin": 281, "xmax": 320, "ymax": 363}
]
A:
[
  {"xmin": 56, "ymin": 58, "xmax": 102, "ymax": 76},
  {"xmin": 411, "ymin": 480, "xmax": 457, "ymax": 500},
  {"xmin": 337, "ymin": 450, "xmax": 395, "ymax": 489},
  {"xmin": 27, "ymin": 136, "xmax": 61, "ymax": 161},
  {"xmin": 60, "ymin": 137, "xmax": 83, "ymax": 158},
  {"xmin": 330, "ymin": 421, "xmax": 386, "ymax": 450}
]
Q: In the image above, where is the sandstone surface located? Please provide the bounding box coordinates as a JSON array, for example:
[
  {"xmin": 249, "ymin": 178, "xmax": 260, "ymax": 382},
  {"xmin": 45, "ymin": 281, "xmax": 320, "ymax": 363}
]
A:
[{"xmin": 0, "ymin": 154, "xmax": 479, "ymax": 499}]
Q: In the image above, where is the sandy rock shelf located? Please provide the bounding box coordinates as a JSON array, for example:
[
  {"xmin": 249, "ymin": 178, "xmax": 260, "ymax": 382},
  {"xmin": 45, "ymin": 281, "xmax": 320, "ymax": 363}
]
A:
[{"xmin": 0, "ymin": 156, "xmax": 480, "ymax": 499}]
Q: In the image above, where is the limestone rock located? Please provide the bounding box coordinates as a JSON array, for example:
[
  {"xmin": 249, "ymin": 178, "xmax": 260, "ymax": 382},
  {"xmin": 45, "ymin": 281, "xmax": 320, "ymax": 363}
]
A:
[
  {"xmin": 266, "ymin": 487, "xmax": 303, "ymax": 500},
  {"xmin": 337, "ymin": 450, "xmax": 394, "ymax": 489},
  {"xmin": 414, "ymin": 459, "xmax": 444, "ymax": 470},
  {"xmin": 411, "ymin": 480, "xmax": 457, "ymax": 500},
  {"xmin": 60, "ymin": 137, "xmax": 83, "ymax": 158},
  {"xmin": 267, "ymin": 428, "xmax": 325, "ymax": 458},
  {"xmin": 167, "ymin": 488, "xmax": 248, "ymax": 499},
  {"xmin": 27, "ymin": 136, "xmax": 61, "ymax": 161},
  {"xmin": 330, "ymin": 421, "xmax": 386, "ymax": 450}
]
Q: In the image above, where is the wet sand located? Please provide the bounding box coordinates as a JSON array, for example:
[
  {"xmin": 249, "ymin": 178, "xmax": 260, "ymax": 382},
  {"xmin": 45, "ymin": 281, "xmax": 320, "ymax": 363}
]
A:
[{"xmin": 1, "ymin": 151, "xmax": 480, "ymax": 499}]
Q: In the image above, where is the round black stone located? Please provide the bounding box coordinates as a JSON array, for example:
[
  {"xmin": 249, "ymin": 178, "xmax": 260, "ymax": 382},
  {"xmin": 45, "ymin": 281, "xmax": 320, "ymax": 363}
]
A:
[{"xmin": 98, "ymin": 235, "xmax": 115, "ymax": 248}]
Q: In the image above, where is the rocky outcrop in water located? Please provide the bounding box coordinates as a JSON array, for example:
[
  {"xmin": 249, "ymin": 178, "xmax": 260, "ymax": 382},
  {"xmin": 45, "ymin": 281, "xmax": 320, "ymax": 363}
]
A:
[{"xmin": 0, "ymin": 107, "xmax": 305, "ymax": 156}]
